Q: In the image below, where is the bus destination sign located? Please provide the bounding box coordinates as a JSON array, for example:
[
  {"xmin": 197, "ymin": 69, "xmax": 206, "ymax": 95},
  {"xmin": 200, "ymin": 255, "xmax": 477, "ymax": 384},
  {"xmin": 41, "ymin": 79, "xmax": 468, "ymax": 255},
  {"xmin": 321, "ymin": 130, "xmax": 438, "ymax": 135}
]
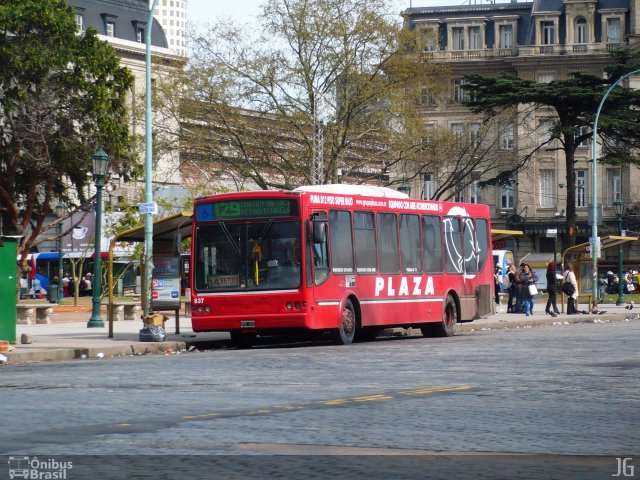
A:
[{"xmin": 196, "ymin": 199, "xmax": 299, "ymax": 221}]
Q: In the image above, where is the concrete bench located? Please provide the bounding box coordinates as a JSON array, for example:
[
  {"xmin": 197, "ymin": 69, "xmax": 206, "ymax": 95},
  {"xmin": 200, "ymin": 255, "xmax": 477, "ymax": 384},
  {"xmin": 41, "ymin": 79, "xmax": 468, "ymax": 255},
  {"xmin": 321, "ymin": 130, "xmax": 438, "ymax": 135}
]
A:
[
  {"xmin": 17, "ymin": 304, "xmax": 57, "ymax": 325},
  {"xmin": 103, "ymin": 302, "xmax": 142, "ymax": 322}
]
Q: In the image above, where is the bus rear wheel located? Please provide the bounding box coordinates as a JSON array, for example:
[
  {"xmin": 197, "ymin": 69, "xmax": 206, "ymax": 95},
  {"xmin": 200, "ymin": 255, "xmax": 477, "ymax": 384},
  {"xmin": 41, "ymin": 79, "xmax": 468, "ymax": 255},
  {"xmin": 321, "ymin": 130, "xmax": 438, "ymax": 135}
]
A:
[
  {"xmin": 334, "ymin": 299, "xmax": 356, "ymax": 345},
  {"xmin": 421, "ymin": 294, "xmax": 457, "ymax": 338}
]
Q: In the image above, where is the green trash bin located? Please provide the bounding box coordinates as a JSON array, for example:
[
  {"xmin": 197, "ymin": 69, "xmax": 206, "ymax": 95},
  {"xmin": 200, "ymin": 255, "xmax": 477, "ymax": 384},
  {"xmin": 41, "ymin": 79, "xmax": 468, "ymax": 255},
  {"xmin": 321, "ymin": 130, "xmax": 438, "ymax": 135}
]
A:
[
  {"xmin": 0, "ymin": 237, "xmax": 18, "ymax": 343},
  {"xmin": 47, "ymin": 285, "xmax": 59, "ymax": 303}
]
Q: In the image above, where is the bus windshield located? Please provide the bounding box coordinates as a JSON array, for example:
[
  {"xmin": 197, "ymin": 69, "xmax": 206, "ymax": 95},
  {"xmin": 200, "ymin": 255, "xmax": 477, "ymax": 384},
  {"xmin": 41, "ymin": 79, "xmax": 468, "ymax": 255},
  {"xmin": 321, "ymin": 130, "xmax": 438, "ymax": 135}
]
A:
[{"xmin": 194, "ymin": 220, "xmax": 301, "ymax": 292}]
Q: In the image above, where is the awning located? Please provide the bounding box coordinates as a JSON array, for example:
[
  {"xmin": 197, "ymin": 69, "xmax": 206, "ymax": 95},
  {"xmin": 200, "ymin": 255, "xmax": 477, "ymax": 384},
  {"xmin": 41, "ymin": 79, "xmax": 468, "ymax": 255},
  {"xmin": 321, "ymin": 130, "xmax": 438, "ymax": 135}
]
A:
[
  {"xmin": 562, "ymin": 235, "xmax": 638, "ymax": 261},
  {"xmin": 491, "ymin": 229, "xmax": 524, "ymax": 242},
  {"xmin": 113, "ymin": 211, "xmax": 192, "ymax": 243}
]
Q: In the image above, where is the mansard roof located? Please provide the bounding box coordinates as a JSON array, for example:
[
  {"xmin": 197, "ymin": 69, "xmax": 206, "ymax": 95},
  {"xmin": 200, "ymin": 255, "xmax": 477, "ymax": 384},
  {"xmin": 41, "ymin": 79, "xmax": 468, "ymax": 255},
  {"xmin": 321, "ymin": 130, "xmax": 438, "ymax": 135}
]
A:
[{"xmin": 68, "ymin": 0, "xmax": 168, "ymax": 48}]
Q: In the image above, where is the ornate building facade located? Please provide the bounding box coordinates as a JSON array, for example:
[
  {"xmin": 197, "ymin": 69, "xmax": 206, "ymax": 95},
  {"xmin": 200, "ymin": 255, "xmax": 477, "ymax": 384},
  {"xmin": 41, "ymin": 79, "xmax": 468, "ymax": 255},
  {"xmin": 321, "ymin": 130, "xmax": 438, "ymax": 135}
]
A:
[{"xmin": 403, "ymin": 0, "xmax": 640, "ymax": 268}]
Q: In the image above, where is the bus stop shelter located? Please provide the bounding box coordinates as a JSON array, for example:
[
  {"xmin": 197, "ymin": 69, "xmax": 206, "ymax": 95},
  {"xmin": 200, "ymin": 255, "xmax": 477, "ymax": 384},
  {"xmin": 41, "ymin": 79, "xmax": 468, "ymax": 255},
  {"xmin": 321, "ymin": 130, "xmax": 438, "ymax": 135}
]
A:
[
  {"xmin": 491, "ymin": 229, "xmax": 524, "ymax": 243},
  {"xmin": 106, "ymin": 211, "xmax": 192, "ymax": 338},
  {"xmin": 560, "ymin": 234, "xmax": 638, "ymax": 311}
]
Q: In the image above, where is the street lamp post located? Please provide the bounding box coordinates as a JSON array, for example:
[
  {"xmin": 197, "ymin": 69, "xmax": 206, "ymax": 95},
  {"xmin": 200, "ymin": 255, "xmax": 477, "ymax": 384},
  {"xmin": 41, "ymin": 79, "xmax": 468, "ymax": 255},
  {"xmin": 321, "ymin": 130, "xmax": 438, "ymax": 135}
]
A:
[
  {"xmin": 142, "ymin": 0, "xmax": 160, "ymax": 318},
  {"xmin": 398, "ymin": 179, "xmax": 412, "ymax": 197},
  {"xmin": 614, "ymin": 199, "xmax": 625, "ymax": 306},
  {"xmin": 591, "ymin": 68, "xmax": 640, "ymax": 312},
  {"xmin": 56, "ymin": 203, "xmax": 65, "ymax": 301},
  {"xmin": 87, "ymin": 147, "xmax": 109, "ymax": 328}
]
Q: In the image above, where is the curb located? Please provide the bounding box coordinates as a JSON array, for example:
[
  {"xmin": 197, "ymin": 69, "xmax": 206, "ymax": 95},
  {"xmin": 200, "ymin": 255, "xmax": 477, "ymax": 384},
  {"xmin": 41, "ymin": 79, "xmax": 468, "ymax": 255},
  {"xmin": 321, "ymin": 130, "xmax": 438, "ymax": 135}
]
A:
[
  {"xmin": 3, "ymin": 313, "xmax": 637, "ymax": 365},
  {"xmin": 458, "ymin": 313, "xmax": 635, "ymax": 332},
  {"xmin": 4, "ymin": 341, "xmax": 187, "ymax": 364}
]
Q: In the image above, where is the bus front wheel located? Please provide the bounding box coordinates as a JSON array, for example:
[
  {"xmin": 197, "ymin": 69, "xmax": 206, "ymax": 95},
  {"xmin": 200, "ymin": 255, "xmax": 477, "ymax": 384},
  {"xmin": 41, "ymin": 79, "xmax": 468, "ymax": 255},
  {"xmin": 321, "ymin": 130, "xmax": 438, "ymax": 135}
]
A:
[
  {"xmin": 334, "ymin": 299, "xmax": 356, "ymax": 345},
  {"xmin": 421, "ymin": 294, "xmax": 457, "ymax": 338}
]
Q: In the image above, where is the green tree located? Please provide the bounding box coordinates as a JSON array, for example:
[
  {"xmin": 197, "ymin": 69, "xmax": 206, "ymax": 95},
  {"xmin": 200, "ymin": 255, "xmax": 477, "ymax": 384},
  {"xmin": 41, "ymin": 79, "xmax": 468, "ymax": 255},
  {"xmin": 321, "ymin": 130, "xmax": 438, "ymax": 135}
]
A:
[
  {"xmin": 155, "ymin": 0, "xmax": 442, "ymax": 191},
  {"xmin": 463, "ymin": 51, "xmax": 640, "ymax": 248},
  {"xmin": 0, "ymin": 0, "xmax": 137, "ymax": 264}
]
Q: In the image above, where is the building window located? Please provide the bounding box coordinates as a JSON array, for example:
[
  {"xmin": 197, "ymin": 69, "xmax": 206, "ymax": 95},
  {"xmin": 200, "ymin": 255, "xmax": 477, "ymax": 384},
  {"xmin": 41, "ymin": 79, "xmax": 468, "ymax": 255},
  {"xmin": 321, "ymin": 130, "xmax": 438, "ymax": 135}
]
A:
[
  {"xmin": 469, "ymin": 123, "xmax": 481, "ymax": 149},
  {"xmin": 607, "ymin": 18, "xmax": 622, "ymax": 43},
  {"xmin": 420, "ymin": 86, "xmax": 434, "ymax": 105},
  {"xmin": 537, "ymin": 72, "xmax": 555, "ymax": 83},
  {"xmin": 453, "ymin": 79, "xmax": 468, "ymax": 103},
  {"xmin": 106, "ymin": 21, "xmax": 115, "ymax": 37},
  {"xmin": 500, "ymin": 175, "xmax": 515, "ymax": 209},
  {"xmin": 499, "ymin": 123, "xmax": 514, "ymax": 150},
  {"xmin": 469, "ymin": 26, "xmax": 481, "ymax": 50},
  {"xmin": 451, "ymin": 122, "xmax": 465, "ymax": 143},
  {"xmin": 576, "ymin": 169, "xmax": 588, "ymax": 208},
  {"xmin": 575, "ymin": 125, "xmax": 589, "ymax": 148},
  {"xmin": 539, "ymin": 118, "xmax": 556, "ymax": 148},
  {"xmin": 422, "ymin": 173, "xmax": 435, "ymax": 200},
  {"xmin": 499, "ymin": 25, "xmax": 513, "ymax": 49},
  {"xmin": 136, "ymin": 28, "xmax": 144, "ymax": 43},
  {"xmin": 541, "ymin": 21, "xmax": 555, "ymax": 44},
  {"xmin": 454, "ymin": 187, "xmax": 465, "ymax": 203},
  {"xmin": 422, "ymin": 28, "xmax": 438, "ymax": 52},
  {"xmin": 539, "ymin": 170, "xmax": 556, "ymax": 208},
  {"xmin": 468, "ymin": 178, "xmax": 481, "ymax": 204},
  {"xmin": 575, "ymin": 17, "xmax": 587, "ymax": 43},
  {"xmin": 452, "ymin": 27, "xmax": 464, "ymax": 50},
  {"xmin": 607, "ymin": 169, "xmax": 622, "ymax": 205},
  {"xmin": 75, "ymin": 14, "xmax": 84, "ymax": 32}
]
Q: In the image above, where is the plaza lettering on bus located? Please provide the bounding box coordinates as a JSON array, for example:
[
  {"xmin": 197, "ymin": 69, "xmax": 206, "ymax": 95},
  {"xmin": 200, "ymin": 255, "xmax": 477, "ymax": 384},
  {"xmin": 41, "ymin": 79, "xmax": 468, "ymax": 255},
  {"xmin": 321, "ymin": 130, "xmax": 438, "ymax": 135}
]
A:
[
  {"xmin": 374, "ymin": 276, "xmax": 435, "ymax": 297},
  {"xmin": 309, "ymin": 194, "xmax": 354, "ymax": 206}
]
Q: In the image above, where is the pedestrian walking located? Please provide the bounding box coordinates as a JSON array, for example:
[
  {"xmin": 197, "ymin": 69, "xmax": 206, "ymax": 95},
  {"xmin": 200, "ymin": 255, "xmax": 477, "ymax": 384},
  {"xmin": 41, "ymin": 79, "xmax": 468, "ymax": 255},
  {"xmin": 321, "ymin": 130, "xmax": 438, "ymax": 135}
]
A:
[
  {"xmin": 518, "ymin": 263, "xmax": 538, "ymax": 316},
  {"xmin": 506, "ymin": 264, "xmax": 517, "ymax": 313},
  {"xmin": 494, "ymin": 263, "xmax": 502, "ymax": 305},
  {"xmin": 563, "ymin": 263, "xmax": 579, "ymax": 314},
  {"xmin": 545, "ymin": 262, "xmax": 560, "ymax": 317}
]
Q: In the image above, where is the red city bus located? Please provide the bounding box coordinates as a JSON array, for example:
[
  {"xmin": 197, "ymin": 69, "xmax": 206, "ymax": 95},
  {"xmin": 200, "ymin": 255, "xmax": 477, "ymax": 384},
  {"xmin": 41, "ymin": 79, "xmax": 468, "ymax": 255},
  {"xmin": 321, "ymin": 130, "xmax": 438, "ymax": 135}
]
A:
[{"xmin": 190, "ymin": 184, "xmax": 495, "ymax": 345}]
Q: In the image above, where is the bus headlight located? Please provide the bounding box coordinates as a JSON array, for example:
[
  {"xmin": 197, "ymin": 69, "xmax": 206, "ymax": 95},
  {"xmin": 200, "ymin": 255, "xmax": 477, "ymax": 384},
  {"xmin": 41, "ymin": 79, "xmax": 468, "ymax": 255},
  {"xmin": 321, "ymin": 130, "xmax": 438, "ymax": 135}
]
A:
[{"xmin": 286, "ymin": 302, "xmax": 293, "ymax": 310}]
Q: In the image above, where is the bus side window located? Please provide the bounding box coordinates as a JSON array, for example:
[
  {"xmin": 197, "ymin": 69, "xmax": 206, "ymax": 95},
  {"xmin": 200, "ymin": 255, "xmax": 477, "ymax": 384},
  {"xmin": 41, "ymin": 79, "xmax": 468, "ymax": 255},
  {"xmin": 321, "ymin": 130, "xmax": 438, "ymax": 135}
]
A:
[
  {"xmin": 400, "ymin": 214, "xmax": 421, "ymax": 274},
  {"xmin": 444, "ymin": 216, "xmax": 463, "ymax": 274},
  {"xmin": 378, "ymin": 212, "xmax": 399, "ymax": 274},
  {"xmin": 313, "ymin": 236, "xmax": 329, "ymax": 285},
  {"xmin": 422, "ymin": 215, "xmax": 443, "ymax": 273},
  {"xmin": 475, "ymin": 218, "xmax": 490, "ymax": 272}
]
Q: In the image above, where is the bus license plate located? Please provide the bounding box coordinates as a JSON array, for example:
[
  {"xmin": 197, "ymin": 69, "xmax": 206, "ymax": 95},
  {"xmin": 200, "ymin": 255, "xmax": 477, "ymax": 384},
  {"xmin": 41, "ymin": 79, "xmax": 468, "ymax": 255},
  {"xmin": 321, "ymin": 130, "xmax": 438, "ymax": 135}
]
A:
[{"xmin": 240, "ymin": 320, "xmax": 255, "ymax": 328}]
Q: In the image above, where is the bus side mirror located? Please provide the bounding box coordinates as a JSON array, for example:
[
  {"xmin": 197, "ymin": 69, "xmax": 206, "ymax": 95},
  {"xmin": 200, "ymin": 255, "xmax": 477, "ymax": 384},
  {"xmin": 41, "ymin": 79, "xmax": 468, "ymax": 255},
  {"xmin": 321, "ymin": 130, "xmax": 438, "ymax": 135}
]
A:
[{"xmin": 312, "ymin": 221, "xmax": 327, "ymax": 244}]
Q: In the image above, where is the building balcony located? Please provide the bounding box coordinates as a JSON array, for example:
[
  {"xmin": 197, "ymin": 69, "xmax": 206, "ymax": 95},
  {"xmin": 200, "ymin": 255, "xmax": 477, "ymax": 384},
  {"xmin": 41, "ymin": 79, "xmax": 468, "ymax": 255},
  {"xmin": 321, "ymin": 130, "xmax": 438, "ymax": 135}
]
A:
[{"xmin": 422, "ymin": 42, "xmax": 627, "ymax": 62}]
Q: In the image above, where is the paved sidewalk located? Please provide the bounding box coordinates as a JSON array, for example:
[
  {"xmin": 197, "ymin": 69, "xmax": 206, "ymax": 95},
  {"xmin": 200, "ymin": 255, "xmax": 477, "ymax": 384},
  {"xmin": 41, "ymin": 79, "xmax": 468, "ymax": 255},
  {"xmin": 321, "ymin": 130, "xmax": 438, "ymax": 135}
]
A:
[{"xmin": 2, "ymin": 302, "xmax": 638, "ymax": 365}]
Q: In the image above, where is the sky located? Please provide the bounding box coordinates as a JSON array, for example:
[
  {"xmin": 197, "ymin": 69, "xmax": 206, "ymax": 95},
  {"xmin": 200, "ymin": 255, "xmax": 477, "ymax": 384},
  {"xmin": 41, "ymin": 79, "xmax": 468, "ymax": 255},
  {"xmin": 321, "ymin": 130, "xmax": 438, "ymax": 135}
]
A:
[{"xmin": 186, "ymin": 0, "xmax": 454, "ymax": 30}]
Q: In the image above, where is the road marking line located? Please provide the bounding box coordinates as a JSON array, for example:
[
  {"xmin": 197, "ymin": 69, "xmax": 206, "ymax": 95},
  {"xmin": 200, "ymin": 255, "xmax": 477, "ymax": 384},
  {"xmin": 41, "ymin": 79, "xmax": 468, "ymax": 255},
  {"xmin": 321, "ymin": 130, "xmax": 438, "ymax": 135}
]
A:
[
  {"xmin": 181, "ymin": 412, "xmax": 220, "ymax": 420},
  {"xmin": 323, "ymin": 399, "xmax": 349, "ymax": 405},
  {"xmin": 401, "ymin": 386, "xmax": 473, "ymax": 395},
  {"xmin": 351, "ymin": 394, "xmax": 393, "ymax": 402},
  {"xmin": 354, "ymin": 395, "xmax": 394, "ymax": 402}
]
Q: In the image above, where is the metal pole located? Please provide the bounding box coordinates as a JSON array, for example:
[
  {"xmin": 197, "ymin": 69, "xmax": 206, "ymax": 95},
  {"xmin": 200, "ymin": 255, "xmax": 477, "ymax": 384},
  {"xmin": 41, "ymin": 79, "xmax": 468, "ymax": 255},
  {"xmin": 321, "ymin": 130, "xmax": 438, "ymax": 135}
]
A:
[
  {"xmin": 87, "ymin": 175, "xmax": 105, "ymax": 328},
  {"xmin": 591, "ymin": 69, "xmax": 640, "ymax": 312},
  {"xmin": 143, "ymin": 0, "xmax": 159, "ymax": 318},
  {"xmin": 616, "ymin": 208, "xmax": 625, "ymax": 306},
  {"xmin": 57, "ymin": 216, "xmax": 63, "ymax": 301}
]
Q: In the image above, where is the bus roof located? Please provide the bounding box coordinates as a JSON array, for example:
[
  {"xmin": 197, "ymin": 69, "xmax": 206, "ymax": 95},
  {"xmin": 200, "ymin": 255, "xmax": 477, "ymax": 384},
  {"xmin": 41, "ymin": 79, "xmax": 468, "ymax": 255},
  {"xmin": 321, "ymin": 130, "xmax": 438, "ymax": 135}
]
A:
[{"xmin": 294, "ymin": 184, "xmax": 409, "ymax": 199}]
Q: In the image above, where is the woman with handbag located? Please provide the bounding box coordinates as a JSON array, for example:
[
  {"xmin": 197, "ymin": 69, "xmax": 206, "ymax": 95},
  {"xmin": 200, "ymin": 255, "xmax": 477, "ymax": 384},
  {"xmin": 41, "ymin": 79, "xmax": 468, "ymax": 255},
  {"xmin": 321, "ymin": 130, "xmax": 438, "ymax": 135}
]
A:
[
  {"xmin": 563, "ymin": 263, "xmax": 579, "ymax": 314},
  {"xmin": 545, "ymin": 262, "xmax": 560, "ymax": 317},
  {"xmin": 518, "ymin": 263, "xmax": 539, "ymax": 316}
]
